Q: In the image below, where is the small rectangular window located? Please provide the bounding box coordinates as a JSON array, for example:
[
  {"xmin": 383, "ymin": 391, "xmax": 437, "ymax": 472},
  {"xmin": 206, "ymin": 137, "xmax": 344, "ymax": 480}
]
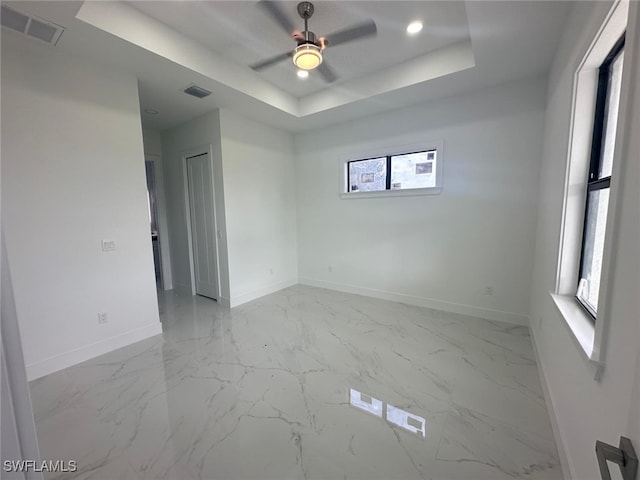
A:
[
  {"xmin": 347, "ymin": 157, "xmax": 387, "ymax": 192},
  {"xmin": 345, "ymin": 146, "xmax": 440, "ymax": 195},
  {"xmin": 577, "ymin": 35, "xmax": 624, "ymax": 317},
  {"xmin": 390, "ymin": 150, "xmax": 437, "ymax": 190}
]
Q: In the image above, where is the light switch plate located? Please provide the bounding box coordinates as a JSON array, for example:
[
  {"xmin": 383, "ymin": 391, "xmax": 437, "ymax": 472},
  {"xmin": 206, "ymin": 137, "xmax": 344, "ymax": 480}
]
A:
[{"xmin": 101, "ymin": 239, "xmax": 116, "ymax": 252}]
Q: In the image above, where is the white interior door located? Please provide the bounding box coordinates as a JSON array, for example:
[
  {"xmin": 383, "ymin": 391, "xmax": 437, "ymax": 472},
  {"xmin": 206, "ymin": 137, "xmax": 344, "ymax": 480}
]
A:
[{"xmin": 186, "ymin": 153, "xmax": 218, "ymax": 300}]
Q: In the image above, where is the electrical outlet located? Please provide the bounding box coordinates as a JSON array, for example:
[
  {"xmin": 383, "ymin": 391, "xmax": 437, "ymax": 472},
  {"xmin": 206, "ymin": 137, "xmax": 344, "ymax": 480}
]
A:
[
  {"xmin": 328, "ymin": 265, "xmax": 333, "ymax": 273},
  {"xmin": 484, "ymin": 286, "xmax": 493, "ymax": 295},
  {"xmin": 269, "ymin": 267, "xmax": 274, "ymax": 276},
  {"xmin": 98, "ymin": 312, "xmax": 108, "ymax": 324}
]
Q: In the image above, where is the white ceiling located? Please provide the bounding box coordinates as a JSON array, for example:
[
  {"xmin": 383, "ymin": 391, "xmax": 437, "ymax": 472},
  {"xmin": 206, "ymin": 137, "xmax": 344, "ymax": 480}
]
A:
[
  {"xmin": 2, "ymin": 1, "xmax": 573, "ymax": 133},
  {"xmin": 129, "ymin": 1, "xmax": 471, "ymax": 97}
]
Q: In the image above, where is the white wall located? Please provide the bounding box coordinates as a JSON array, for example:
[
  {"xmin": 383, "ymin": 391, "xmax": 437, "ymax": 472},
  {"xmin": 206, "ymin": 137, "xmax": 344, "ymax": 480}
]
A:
[
  {"xmin": 143, "ymin": 128, "xmax": 162, "ymax": 157},
  {"xmin": 161, "ymin": 110, "xmax": 298, "ymax": 307},
  {"xmin": 529, "ymin": 1, "xmax": 640, "ymax": 478},
  {"xmin": 1, "ymin": 34, "xmax": 162, "ymax": 380},
  {"xmin": 219, "ymin": 109, "xmax": 298, "ymax": 306},
  {"xmin": 295, "ymin": 77, "xmax": 546, "ymax": 325},
  {"xmin": 161, "ymin": 111, "xmax": 230, "ymax": 301}
]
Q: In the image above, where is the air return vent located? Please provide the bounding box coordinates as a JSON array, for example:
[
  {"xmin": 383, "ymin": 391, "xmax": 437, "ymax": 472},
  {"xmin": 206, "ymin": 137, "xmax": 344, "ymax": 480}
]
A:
[
  {"xmin": 1, "ymin": 5, "xmax": 64, "ymax": 45},
  {"xmin": 184, "ymin": 85, "xmax": 212, "ymax": 99}
]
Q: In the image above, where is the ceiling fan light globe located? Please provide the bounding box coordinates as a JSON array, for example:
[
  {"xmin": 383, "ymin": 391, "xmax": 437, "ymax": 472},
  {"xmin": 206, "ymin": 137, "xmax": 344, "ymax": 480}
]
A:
[{"xmin": 293, "ymin": 44, "xmax": 323, "ymax": 70}]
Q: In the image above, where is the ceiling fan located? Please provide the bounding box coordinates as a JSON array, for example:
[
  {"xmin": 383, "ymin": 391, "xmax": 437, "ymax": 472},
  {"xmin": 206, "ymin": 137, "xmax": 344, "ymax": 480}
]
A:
[{"xmin": 250, "ymin": 1, "xmax": 377, "ymax": 83}]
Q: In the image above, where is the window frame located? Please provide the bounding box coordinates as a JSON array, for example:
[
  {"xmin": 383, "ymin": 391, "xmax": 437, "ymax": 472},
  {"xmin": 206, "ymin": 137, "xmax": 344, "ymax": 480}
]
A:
[
  {"xmin": 576, "ymin": 34, "xmax": 625, "ymax": 319},
  {"xmin": 551, "ymin": 0, "xmax": 628, "ymax": 370},
  {"xmin": 340, "ymin": 141, "xmax": 443, "ymax": 199}
]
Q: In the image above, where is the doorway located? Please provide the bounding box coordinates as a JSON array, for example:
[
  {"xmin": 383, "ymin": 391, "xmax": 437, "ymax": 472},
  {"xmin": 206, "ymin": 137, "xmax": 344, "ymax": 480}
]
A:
[
  {"xmin": 145, "ymin": 160, "xmax": 163, "ymax": 290},
  {"xmin": 186, "ymin": 152, "xmax": 219, "ymax": 300}
]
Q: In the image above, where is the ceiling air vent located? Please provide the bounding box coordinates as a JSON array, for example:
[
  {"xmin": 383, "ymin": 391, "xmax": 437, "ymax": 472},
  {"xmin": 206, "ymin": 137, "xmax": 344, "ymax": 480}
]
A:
[
  {"xmin": 184, "ymin": 85, "xmax": 212, "ymax": 99},
  {"xmin": 1, "ymin": 5, "xmax": 65, "ymax": 46}
]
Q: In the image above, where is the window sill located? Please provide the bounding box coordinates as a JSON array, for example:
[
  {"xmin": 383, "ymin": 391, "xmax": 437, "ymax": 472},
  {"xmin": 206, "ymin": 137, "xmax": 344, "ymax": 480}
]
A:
[
  {"xmin": 340, "ymin": 187, "xmax": 442, "ymax": 200},
  {"xmin": 550, "ymin": 292, "xmax": 601, "ymax": 364}
]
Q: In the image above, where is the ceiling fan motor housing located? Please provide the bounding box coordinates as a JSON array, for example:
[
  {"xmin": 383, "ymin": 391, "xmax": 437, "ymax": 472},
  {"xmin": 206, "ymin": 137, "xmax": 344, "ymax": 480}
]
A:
[{"xmin": 298, "ymin": 30, "xmax": 317, "ymax": 45}]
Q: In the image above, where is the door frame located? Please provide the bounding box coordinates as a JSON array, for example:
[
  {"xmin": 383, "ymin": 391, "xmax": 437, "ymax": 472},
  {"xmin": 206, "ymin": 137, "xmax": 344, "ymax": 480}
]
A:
[{"xmin": 182, "ymin": 145, "xmax": 221, "ymax": 299}]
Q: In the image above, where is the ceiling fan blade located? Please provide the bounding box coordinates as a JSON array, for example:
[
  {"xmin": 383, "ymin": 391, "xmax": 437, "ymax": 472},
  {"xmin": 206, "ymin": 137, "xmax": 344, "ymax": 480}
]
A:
[
  {"xmin": 258, "ymin": 1, "xmax": 297, "ymax": 35},
  {"xmin": 322, "ymin": 19, "xmax": 377, "ymax": 48},
  {"xmin": 317, "ymin": 61, "xmax": 338, "ymax": 83},
  {"xmin": 250, "ymin": 51, "xmax": 294, "ymax": 71}
]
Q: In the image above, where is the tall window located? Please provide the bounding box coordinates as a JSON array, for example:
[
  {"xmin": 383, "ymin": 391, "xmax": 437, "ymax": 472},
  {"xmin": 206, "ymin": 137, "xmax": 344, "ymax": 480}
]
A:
[{"xmin": 577, "ymin": 35, "xmax": 625, "ymax": 318}]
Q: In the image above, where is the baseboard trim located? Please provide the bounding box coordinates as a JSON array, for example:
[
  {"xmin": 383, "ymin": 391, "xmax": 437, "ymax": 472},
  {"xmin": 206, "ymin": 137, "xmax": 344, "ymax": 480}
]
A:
[
  {"xmin": 26, "ymin": 322, "xmax": 163, "ymax": 381},
  {"xmin": 298, "ymin": 277, "xmax": 529, "ymax": 326},
  {"xmin": 528, "ymin": 323, "xmax": 574, "ymax": 480},
  {"xmin": 230, "ymin": 279, "xmax": 298, "ymax": 308}
]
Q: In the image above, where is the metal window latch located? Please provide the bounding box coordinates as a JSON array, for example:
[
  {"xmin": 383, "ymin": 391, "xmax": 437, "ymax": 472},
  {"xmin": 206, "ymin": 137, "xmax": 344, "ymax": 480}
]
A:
[{"xmin": 596, "ymin": 437, "xmax": 638, "ymax": 480}]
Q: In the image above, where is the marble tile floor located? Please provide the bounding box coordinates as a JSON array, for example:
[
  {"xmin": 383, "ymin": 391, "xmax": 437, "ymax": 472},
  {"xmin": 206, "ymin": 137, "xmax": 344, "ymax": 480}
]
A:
[{"xmin": 29, "ymin": 285, "xmax": 562, "ymax": 480}]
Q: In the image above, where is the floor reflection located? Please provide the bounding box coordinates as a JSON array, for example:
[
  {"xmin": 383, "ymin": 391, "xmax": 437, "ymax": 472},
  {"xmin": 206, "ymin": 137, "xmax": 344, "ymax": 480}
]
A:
[
  {"xmin": 349, "ymin": 388, "xmax": 426, "ymax": 437},
  {"xmin": 387, "ymin": 404, "xmax": 425, "ymax": 438},
  {"xmin": 349, "ymin": 388, "xmax": 383, "ymax": 417}
]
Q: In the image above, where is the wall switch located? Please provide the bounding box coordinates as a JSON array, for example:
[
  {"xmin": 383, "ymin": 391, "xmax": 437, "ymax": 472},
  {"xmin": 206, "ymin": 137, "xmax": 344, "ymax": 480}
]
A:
[
  {"xmin": 269, "ymin": 267, "xmax": 274, "ymax": 276},
  {"xmin": 101, "ymin": 239, "xmax": 116, "ymax": 252},
  {"xmin": 98, "ymin": 312, "xmax": 108, "ymax": 324},
  {"xmin": 328, "ymin": 265, "xmax": 333, "ymax": 273}
]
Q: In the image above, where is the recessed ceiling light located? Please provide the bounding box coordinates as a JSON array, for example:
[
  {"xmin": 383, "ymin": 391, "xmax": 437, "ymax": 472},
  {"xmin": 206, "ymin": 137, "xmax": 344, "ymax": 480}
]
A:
[
  {"xmin": 406, "ymin": 21, "xmax": 423, "ymax": 35},
  {"xmin": 144, "ymin": 108, "xmax": 159, "ymax": 115},
  {"xmin": 297, "ymin": 70, "xmax": 309, "ymax": 79}
]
